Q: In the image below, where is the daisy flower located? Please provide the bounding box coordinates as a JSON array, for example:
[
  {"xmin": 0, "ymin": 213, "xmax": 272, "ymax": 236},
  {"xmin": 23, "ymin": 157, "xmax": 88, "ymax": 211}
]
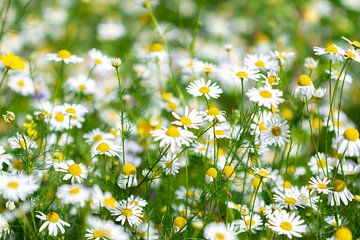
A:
[
  {"xmin": 193, "ymin": 61, "xmax": 217, "ymax": 74},
  {"xmin": 344, "ymin": 48, "xmax": 360, "ymax": 62},
  {"xmin": 171, "ymin": 106, "xmax": 203, "ymax": 129},
  {"xmin": 127, "ymin": 195, "xmax": 147, "ymax": 208},
  {"xmin": 8, "ymin": 74, "xmax": 35, "ymax": 96},
  {"xmin": 56, "ymin": 184, "xmax": 90, "ymax": 205},
  {"xmin": 261, "ymin": 70, "xmax": 280, "ymax": 86},
  {"xmin": 314, "ymin": 43, "xmax": 345, "ymax": 61},
  {"xmin": 150, "ymin": 125, "xmax": 196, "ymax": 153},
  {"xmin": 0, "ymin": 173, "xmax": 39, "ymax": 201},
  {"xmin": 66, "ymin": 74, "xmax": 96, "ymax": 95},
  {"xmin": 326, "ymin": 69, "xmax": 353, "ymax": 84},
  {"xmin": 208, "ymin": 122, "xmax": 231, "ymax": 139},
  {"xmin": 159, "ymin": 153, "xmax": 181, "ymax": 176},
  {"xmin": 304, "ymin": 57, "xmax": 318, "ymax": 70},
  {"xmin": 328, "ymin": 179, "xmax": 354, "ymax": 206},
  {"xmin": 309, "ymin": 176, "xmax": 332, "ymax": 194},
  {"xmin": 251, "ymin": 167, "xmax": 275, "ymax": 182},
  {"xmin": 36, "ymin": 211, "xmax": 70, "ymax": 237},
  {"xmin": 261, "ymin": 117, "xmax": 290, "ymax": 147},
  {"xmin": 91, "ymin": 140, "xmax": 122, "ymax": 158},
  {"xmin": 227, "ymin": 65, "xmax": 260, "ymax": 83},
  {"xmin": 273, "ymin": 189, "xmax": 306, "ymax": 210},
  {"xmin": 8, "ymin": 133, "xmax": 37, "ymax": 150},
  {"xmin": 111, "ymin": 200, "xmax": 143, "ymax": 227},
  {"xmin": 204, "ymin": 222, "xmax": 236, "ymax": 240},
  {"xmin": 46, "ymin": 49, "xmax": 83, "ymax": 64},
  {"xmin": 244, "ymin": 53, "xmax": 278, "ymax": 70},
  {"xmin": 246, "ymin": 86, "xmax": 284, "ymax": 109},
  {"xmin": 293, "ymin": 74, "xmax": 316, "ymax": 101},
  {"xmin": 117, "ymin": 163, "xmax": 138, "ymax": 189},
  {"xmin": 186, "ymin": 78, "xmax": 223, "ymax": 100},
  {"xmin": 203, "ymin": 106, "xmax": 226, "ymax": 123},
  {"xmin": 56, "ymin": 160, "xmax": 88, "ymax": 183},
  {"xmin": 333, "ymin": 127, "xmax": 360, "ymax": 157},
  {"xmin": 237, "ymin": 214, "xmax": 263, "ymax": 233},
  {"xmin": 85, "ymin": 216, "xmax": 129, "ymax": 240},
  {"xmin": 308, "ymin": 152, "xmax": 335, "ymax": 176},
  {"xmin": 267, "ymin": 210, "xmax": 306, "ymax": 239},
  {"xmin": 63, "ymin": 103, "xmax": 88, "ymax": 128},
  {"xmin": 90, "ymin": 185, "xmax": 118, "ymax": 210},
  {"xmin": 88, "ymin": 48, "xmax": 110, "ymax": 66}
]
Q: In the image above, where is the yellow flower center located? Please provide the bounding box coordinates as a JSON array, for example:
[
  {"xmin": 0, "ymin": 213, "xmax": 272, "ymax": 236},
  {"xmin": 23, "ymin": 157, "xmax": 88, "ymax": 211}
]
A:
[
  {"xmin": 214, "ymin": 129, "xmax": 224, "ymax": 136},
  {"xmin": 12, "ymin": 160, "xmax": 23, "ymax": 170},
  {"xmin": 203, "ymin": 66, "xmax": 213, "ymax": 73},
  {"xmin": 258, "ymin": 169, "xmax": 269, "ymax": 178},
  {"xmin": 79, "ymin": 84, "xmax": 86, "ymax": 91},
  {"xmin": 251, "ymin": 177, "xmax": 262, "ymax": 188},
  {"xmin": 283, "ymin": 180, "xmax": 292, "ymax": 189},
  {"xmin": 68, "ymin": 163, "xmax": 82, "ymax": 176},
  {"xmin": 122, "ymin": 163, "xmax": 136, "ymax": 175},
  {"xmin": 199, "ymin": 86, "xmax": 210, "ymax": 94},
  {"xmin": 345, "ymin": 50, "xmax": 356, "ymax": 59},
  {"xmin": 315, "ymin": 159, "xmax": 327, "ymax": 169},
  {"xmin": 47, "ymin": 212, "xmax": 60, "ymax": 223},
  {"xmin": 95, "ymin": 58, "xmax": 102, "ymax": 64},
  {"xmin": 268, "ymin": 75, "xmax": 277, "ymax": 84},
  {"xmin": 215, "ymin": 233, "xmax": 225, "ymax": 240},
  {"xmin": 223, "ymin": 165, "xmax": 235, "ymax": 178},
  {"xmin": 174, "ymin": 216, "xmax": 187, "ymax": 228},
  {"xmin": 121, "ymin": 208, "xmax": 133, "ymax": 217},
  {"xmin": 335, "ymin": 227, "xmax": 353, "ymax": 240},
  {"xmin": 180, "ymin": 116, "xmax": 192, "ymax": 126},
  {"xmin": 93, "ymin": 135, "xmax": 103, "ymax": 142},
  {"xmin": 69, "ymin": 187, "xmax": 80, "ymax": 195},
  {"xmin": 259, "ymin": 122, "xmax": 268, "ymax": 131},
  {"xmin": 284, "ymin": 197, "xmax": 296, "ymax": 205},
  {"xmin": 96, "ymin": 142, "xmax": 110, "ymax": 153},
  {"xmin": 271, "ymin": 126, "xmax": 281, "ymax": 136},
  {"xmin": 7, "ymin": 181, "xmax": 19, "ymax": 189},
  {"xmin": 167, "ymin": 101, "xmax": 177, "ymax": 110},
  {"xmin": 166, "ymin": 126, "xmax": 180, "ymax": 138},
  {"xmin": 66, "ymin": 107, "xmax": 76, "ymax": 114},
  {"xmin": 245, "ymin": 219, "xmax": 256, "ymax": 226},
  {"xmin": 280, "ymin": 221, "xmax": 293, "ymax": 231},
  {"xmin": 352, "ymin": 40, "xmax": 360, "ymax": 48},
  {"xmin": 206, "ymin": 167, "xmax": 218, "ymax": 178},
  {"xmin": 325, "ymin": 43, "xmax": 338, "ymax": 54},
  {"xmin": 343, "ymin": 128, "xmax": 359, "ymax": 141},
  {"xmin": 165, "ymin": 160, "xmax": 172, "ymax": 169},
  {"xmin": 208, "ymin": 107, "xmax": 220, "ymax": 116},
  {"xmin": 236, "ymin": 71, "xmax": 249, "ymax": 78},
  {"xmin": 57, "ymin": 49, "xmax": 72, "ymax": 59},
  {"xmin": 255, "ymin": 60, "xmax": 265, "ymax": 68},
  {"xmin": 17, "ymin": 79, "xmax": 25, "ymax": 87},
  {"xmin": 297, "ymin": 74, "xmax": 312, "ymax": 86},
  {"xmin": 259, "ymin": 90, "xmax": 272, "ymax": 98},
  {"xmin": 334, "ymin": 179, "xmax": 346, "ymax": 192},
  {"xmin": 317, "ymin": 183, "xmax": 327, "ymax": 189},
  {"xmin": 55, "ymin": 112, "xmax": 65, "ymax": 122},
  {"xmin": 93, "ymin": 230, "xmax": 104, "ymax": 238},
  {"xmin": 150, "ymin": 43, "xmax": 163, "ymax": 52},
  {"xmin": 104, "ymin": 196, "xmax": 116, "ymax": 208},
  {"xmin": 19, "ymin": 139, "xmax": 27, "ymax": 149}
]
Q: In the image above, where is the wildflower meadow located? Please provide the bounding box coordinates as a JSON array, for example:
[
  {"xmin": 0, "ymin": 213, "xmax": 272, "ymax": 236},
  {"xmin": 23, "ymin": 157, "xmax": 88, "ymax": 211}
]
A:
[{"xmin": 0, "ymin": 0, "xmax": 360, "ymax": 239}]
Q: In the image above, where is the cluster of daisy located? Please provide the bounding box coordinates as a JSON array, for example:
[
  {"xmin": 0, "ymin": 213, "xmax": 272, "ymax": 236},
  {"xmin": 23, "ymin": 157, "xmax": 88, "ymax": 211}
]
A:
[{"xmin": 0, "ymin": 0, "xmax": 360, "ymax": 239}]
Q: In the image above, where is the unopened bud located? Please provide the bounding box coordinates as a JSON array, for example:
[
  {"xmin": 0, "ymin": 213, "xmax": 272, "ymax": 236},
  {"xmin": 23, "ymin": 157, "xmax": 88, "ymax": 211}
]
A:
[{"xmin": 111, "ymin": 58, "xmax": 122, "ymax": 68}]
